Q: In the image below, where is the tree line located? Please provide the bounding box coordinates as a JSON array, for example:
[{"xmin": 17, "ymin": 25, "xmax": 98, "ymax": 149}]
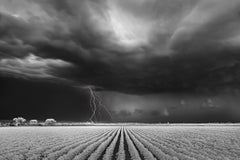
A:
[{"xmin": 0, "ymin": 117, "xmax": 57, "ymax": 126}]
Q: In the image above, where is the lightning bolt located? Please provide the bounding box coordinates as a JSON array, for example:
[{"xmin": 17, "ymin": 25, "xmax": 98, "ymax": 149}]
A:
[
  {"xmin": 88, "ymin": 87, "xmax": 97, "ymax": 122},
  {"xmin": 86, "ymin": 86, "xmax": 112, "ymax": 122},
  {"xmin": 95, "ymin": 92, "xmax": 113, "ymax": 121}
]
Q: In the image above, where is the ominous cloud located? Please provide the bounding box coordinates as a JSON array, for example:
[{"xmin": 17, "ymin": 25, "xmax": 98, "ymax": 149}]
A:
[
  {"xmin": 99, "ymin": 91, "xmax": 237, "ymax": 123},
  {"xmin": 0, "ymin": 0, "xmax": 240, "ymax": 94},
  {"xmin": 1, "ymin": 0, "xmax": 240, "ymax": 122},
  {"xmin": 0, "ymin": 54, "xmax": 73, "ymax": 79}
]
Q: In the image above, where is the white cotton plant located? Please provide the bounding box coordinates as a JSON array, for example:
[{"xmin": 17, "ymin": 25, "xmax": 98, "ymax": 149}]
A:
[
  {"xmin": 124, "ymin": 128, "xmax": 141, "ymax": 160},
  {"xmin": 116, "ymin": 127, "xmax": 125, "ymax": 160},
  {"xmin": 73, "ymin": 130, "xmax": 116, "ymax": 160},
  {"xmin": 103, "ymin": 129, "xmax": 121, "ymax": 160},
  {"xmin": 0, "ymin": 126, "xmax": 240, "ymax": 160},
  {"xmin": 127, "ymin": 129, "xmax": 157, "ymax": 160}
]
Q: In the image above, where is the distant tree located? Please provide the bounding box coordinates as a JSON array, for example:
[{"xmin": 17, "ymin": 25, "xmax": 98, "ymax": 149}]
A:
[
  {"xmin": 29, "ymin": 120, "xmax": 38, "ymax": 125},
  {"xmin": 45, "ymin": 118, "xmax": 56, "ymax": 126},
  {"xmin": 13, "ymin": 117, "xmax": 26, "ymax": 126}
]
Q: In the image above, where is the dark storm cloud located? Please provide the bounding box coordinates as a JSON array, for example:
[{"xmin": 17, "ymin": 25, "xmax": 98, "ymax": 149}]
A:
[
  {"xmin": 100, "ymin": 91, "xmax": 240, "ymax": 123},
  {"xmin": 107, "ymin": 94, "xmax": 237, "ymax": 123},
  {"xmin": 114, "ymin": 110, "xmax": 132, "ymax": 118},
  {"xmin": 0, "ymin": 54, "xmax": 73, "ymax": 79},
  {"xmin": 170, "ymin": 0, "xmax": 240, "ymax": 52},
  {"xmin": 1, "ymin": 0, "xmax": 240, "ymax": 94}
]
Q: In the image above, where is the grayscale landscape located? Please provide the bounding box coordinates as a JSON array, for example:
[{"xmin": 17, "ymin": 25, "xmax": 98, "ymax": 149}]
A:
[{"xmin": 1, "ymin": 0, "xmax": 240, "ymax": 159}]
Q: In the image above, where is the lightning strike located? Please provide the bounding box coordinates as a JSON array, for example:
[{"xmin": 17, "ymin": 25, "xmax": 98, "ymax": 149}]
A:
[
  {"xmin": 88, "ymin": 87, "xmax": 97, "ymax": 122},
  {"xmin": 95, "ymin": 93, "xmax": 113, "ymax": 121},
  {"xmin": 86, "ymin": 86, "xmax": 112, "ymax": 122}
]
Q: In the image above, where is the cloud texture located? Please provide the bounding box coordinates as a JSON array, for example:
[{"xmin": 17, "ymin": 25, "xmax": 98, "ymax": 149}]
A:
[{"xmin": 1, "ymin": 0, "xmax": 240, "ymax": 94}]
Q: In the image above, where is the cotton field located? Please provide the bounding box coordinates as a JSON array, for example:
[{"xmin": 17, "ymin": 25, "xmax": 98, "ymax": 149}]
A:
[{"xmin": 0, "ymin": 125, "xmax": 240, "ymax": 160}]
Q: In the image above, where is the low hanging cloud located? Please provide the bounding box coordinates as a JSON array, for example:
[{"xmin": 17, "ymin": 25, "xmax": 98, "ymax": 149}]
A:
[
  {"xmin": 0, "ymin": 54, "xmax": 73, "ymax": 79},
  {"xmin": 0, "ymin": 0, "xmax": 240, "ymax": 94}
]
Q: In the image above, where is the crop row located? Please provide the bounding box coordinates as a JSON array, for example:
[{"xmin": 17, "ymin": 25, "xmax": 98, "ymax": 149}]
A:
[{"xmin": 0, "ymin": 126, "xmax": 240, "ymax": 160}]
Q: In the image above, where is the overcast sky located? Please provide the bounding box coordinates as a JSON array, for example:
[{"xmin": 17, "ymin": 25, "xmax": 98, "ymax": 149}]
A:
[{"xmin": 1, "ymin": 0, "xmax": 240, "ymax": 122}]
